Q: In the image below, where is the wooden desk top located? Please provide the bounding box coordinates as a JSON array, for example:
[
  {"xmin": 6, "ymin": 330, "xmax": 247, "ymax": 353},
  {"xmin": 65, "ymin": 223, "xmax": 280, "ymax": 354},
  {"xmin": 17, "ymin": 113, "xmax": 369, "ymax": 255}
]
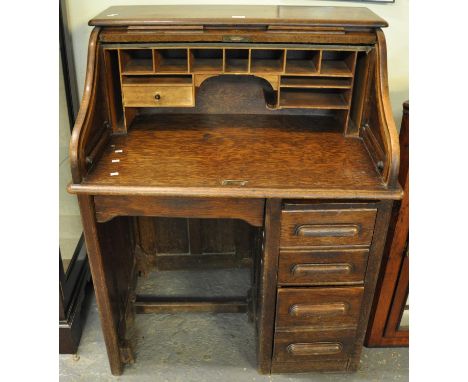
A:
[
  {"xmin": 89, "ymin": 5, "xmax": 388, "ymax": 28},
  {"xmin": 70, "ymin": 114, "xmax": 401, "ymax": 200}
]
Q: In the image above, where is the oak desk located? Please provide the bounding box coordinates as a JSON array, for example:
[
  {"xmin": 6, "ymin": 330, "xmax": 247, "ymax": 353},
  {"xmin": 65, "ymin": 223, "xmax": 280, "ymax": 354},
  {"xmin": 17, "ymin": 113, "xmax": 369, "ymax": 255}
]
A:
[{"xmin": 68, "ymin": 5, "xmax": 402, "ymax": 375}]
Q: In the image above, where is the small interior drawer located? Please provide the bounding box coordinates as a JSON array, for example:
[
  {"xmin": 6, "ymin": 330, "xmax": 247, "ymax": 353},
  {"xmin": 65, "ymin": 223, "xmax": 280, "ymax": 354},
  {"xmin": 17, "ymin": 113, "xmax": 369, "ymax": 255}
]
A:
[
  {"xmin": 275, "ymin": 287, "xmax": 363, "ymax": 329},
  {"xmin": 122, "ymin": 85, "xmax": 194, "ymax": 107},
  {"xmin": 280, "ymin": 208, "xmax": 377, "ymax": 248},
  {"xmin": 278, "ymin": 249, "xmax": 368, "ymax": 286},
  {"xmin": 273, "ymin": 327, "xmax": 356, "ymax": 363}
]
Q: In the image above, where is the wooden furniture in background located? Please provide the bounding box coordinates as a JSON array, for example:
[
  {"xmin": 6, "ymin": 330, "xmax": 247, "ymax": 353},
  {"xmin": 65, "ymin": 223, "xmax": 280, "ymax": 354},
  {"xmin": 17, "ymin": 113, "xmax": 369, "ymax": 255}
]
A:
[
  {"xmin": 365, "ymin": 101, "xmax": 409, "ymax": 347},
  {"xmin": 59, "ymin": 237, "xmax": 91, "ymax": 353},
  {"xmin": 68, "ymin": 5, "xmax": 402, "ymax": 375},
  {"xmin": 59, "ymin": 0, "xmax": 91, "ymax": 353}
]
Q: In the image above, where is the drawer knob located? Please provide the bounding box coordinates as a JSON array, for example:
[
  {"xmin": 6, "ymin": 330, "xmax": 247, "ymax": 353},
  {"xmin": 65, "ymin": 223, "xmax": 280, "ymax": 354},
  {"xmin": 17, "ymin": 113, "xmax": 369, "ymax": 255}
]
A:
[{"xmin": 154, "ymin": 93, "xmax": 161, "ymax": 100}]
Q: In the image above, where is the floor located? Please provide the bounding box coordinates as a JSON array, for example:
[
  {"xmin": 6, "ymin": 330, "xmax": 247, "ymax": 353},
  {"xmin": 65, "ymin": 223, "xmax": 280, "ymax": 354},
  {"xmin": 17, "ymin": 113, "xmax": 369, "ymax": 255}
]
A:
[{"xmin": 59, "ymin": 269, "xmax": 408, "ymax": 381}]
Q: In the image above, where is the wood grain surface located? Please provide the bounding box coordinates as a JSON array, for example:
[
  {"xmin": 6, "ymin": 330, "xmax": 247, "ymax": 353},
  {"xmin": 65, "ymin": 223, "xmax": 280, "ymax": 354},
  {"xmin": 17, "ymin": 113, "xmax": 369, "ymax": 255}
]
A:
[
  {"xmin": 71, "ymin": 114, "xmax": 398, "ymax": 199},
  {"xmin": 275, "ymin": 287, "xmax": 364, "ymax": 329},
  {"xmin": 278, "ymin": 248, "xmax": 369, "ymax": 285},
  {"xmin": 89, "ymin": 5, "xmax": 387, "ymax": 28}
]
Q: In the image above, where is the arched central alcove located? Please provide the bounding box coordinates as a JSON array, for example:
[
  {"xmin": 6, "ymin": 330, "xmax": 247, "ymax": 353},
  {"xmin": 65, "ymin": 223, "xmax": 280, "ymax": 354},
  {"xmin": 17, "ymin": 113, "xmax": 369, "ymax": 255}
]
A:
[{"xmin": 193, "ymin": 74, "xmax": 278, "ymax": 113}]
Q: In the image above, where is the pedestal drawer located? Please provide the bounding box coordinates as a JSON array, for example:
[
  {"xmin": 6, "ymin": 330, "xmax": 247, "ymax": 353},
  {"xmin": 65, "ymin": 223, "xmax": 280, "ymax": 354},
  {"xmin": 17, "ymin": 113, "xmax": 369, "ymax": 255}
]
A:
[
  {"xmin": 276, "ymin": 287, "xmax": 364, "ymax": 329},
  {"xmin": 278, "ymin": 249, "xmax": 369, "ymax": 285},
  {"xmin": 273, "ymin": 327, "xmax": 356, "ymax": 366},
  {"xmin": 280, "ymin": 208, "xmax": 377, "ymax": 247},
  {"xmin": 122, "ymin": 85, "xmax": 194, "ymax": 107}
]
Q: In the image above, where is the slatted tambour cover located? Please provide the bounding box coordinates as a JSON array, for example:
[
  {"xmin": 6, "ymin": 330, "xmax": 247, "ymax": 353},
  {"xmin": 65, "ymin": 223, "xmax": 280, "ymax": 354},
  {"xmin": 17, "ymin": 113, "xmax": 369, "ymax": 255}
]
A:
[{"xmin": 89, "ymin": 5, "xmax": 388, "ymax": 28}]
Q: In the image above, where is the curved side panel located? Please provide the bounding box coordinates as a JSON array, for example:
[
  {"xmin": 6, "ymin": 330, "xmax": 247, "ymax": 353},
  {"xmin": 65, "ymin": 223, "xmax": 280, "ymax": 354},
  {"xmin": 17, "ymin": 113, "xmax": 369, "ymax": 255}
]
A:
[
  {"xmin": 69, "ymin": 27, "xmax": 102, "ymax": 184},
  {"xmin": 374, "ymin": 29, "xmax": 400, "ymax": 188}
]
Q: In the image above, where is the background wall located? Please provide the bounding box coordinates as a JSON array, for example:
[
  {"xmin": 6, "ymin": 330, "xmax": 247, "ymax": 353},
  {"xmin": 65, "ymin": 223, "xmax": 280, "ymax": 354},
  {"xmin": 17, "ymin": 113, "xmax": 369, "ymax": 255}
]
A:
[{"xmin": 64, "ymin": 0, "xmax": 408, "ymax": 126}]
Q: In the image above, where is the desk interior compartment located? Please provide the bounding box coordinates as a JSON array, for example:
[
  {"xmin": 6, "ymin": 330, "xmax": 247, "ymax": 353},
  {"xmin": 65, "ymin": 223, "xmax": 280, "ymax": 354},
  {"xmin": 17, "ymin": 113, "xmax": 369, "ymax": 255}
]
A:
[
  {"xmin": 154, "ymin": 49, "xmax": 189, "ymax": 73},
  {"xmin": 122, "ymin": 75, "xmax": 193, "ymax": 86},
  {"xmin": 225, "ymin": 49, "xmax": 249, "ymax": 73},
  {"xmin": 279, "ymin": 88, "xmax": 350, "ymax": 109},
  {"xmin": 285, "ymin": 50, "xmax": 320, "ymax": 75},
  {"xmin": 280, "ymin": 76, "xmax": 352, "ymax": 89},
  {"xmin": 190, "ymin": 48, "xmax": 223, "ymax": 73},
  {"xmin": 320, "ymin": 51, "xmax": 357, "ymax": 77},
  {"xmin": 251, "ymin": 49, "xmax": 285, "ymax": 73},
  {"xmin": 119, "ymin": 49, "xmax": 154, "ymax": 74}
]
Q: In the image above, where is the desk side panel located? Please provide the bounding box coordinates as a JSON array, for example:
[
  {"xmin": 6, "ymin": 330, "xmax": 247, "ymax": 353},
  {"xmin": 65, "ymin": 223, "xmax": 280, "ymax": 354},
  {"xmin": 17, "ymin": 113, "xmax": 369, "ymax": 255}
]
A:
[{"xmin": 360, "ymin": 29, "xmax": 399, "ymax": 188}]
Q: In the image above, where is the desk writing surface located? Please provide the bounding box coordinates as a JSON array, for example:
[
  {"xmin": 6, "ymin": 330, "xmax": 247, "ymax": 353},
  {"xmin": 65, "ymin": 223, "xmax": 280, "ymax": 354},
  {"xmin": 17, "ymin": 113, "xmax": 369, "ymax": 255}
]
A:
[
  {"xmin": 80, "ymin": 114, "xmax": 390, "ymax": 197},
  {"xmin": 90, "ymin": 5, "xmax": 387, "ymax": 28}
]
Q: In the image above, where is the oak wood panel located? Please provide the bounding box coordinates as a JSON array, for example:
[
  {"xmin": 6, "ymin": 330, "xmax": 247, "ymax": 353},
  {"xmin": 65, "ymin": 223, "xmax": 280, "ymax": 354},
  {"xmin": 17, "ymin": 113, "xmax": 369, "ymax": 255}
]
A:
[
  {"xmin": 279, "ymin": 89, "xmax": 349, "ymax": 109},
  {"xmin": 90, "ymin": 6, "xmax": 387, "ymax": 28},
  {"xmin": 74, "ymin": 114, "xmax": 393, "ymax": 198},
  {"xmin": 154, "ymin": 217, "xmax": 189, "ymax": 254},
  {"xmin": 94, "ymin": 195, "xmax": 265, "ymax": 227},
  {"xmin": 271, "ymin": 358, "xmax": 348, "ymax": 373},
  {"xmin": 69, "ymin": 28, "xmax": 101, "ymax": 183},
  {"xmin": 361, "ymin": 30, "xmax": 400, "ymax": 188},
  {"xmin": 99, "ymin": 29, "xmax": 377, "ymax": 45},
  {"xmin": 280, "ymin": 208, "xmax": 377, "ymax": 248},
  {"xmin": 122, "ymin": 75, "xmax": 192, "ymax": 86},
  {"xmin": 135, "ymin": 296, "xmax": 247, "ymax": 313},
  {"xmin": 280, "ymin": 76, "xmax": 352, "ymax": 89},
  {"xmin": 257, "ymin": 199, "xmax": 281, "ymax": 374},
  {"xmin": 135, "ymin": 217, "xmax": 255, "ymax": 272},
  {"xmin": 76, "ymin": 195, "xmax": 123, "ymax": 375},
  {"xmin": 278, "ymin": 249, "xmax": 369, "ymax": 285},
  {"xmin": 276, "ymin": 287, "xmax": 364, "ymax": 329},
  {"xmin": 347, "ymin": 200, "xmax": 393, "ymax": 370},
  {"xmin": 365, "ymin": 101, "xmax": 409, "ymax": 347}
]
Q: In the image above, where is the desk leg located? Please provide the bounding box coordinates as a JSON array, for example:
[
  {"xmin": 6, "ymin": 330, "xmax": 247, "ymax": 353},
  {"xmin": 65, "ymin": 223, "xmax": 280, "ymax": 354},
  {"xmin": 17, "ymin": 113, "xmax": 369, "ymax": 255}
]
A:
[
  {"xmin": 257, "ymin": 199, "xmax": 281, "ymax": 374},
  {"xmin": 77, "ymin": 195, "xmax": 131, "ymax": 376}
]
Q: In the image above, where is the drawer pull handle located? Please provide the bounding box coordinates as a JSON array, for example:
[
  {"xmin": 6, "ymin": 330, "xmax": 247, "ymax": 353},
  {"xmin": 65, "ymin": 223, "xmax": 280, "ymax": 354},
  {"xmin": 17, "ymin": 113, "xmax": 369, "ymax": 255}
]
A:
[
  {"xmin": 221, "ymin": 179, "xmax": 248, "ymax": 186},
  {"xmin": 288, "ymin": 302, "xmax": 348, "ymax": 317},
  {"xmin": 295, "ymin": 224, "xmax": 359, "ymax": 238},
  {"xmin": 287, "ymin": 342, "xmax": 343, "ymax": 356},
  {"xmin": 154, "ymin": 93, "xmax": 161, "ymax": 100},
  {"xmin": 291, "ymin": 263, "xmax": 353, "ymax": 276}
]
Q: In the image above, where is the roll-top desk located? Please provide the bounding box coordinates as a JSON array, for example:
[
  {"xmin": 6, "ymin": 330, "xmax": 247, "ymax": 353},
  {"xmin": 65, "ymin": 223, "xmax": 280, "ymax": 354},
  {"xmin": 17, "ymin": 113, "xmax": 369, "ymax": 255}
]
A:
[{"xmin": 68, "ymin": 5, "xmax": 402, "ymax": 375}]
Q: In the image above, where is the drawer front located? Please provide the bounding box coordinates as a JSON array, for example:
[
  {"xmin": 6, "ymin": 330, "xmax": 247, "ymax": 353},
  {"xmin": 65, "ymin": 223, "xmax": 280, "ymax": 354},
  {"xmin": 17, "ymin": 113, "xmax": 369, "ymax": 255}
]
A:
[
  {"xmin": 276, "ymin": 287, "xmax": 363, "ymax": 329},
  {"xmin": 122, "ymin": 85, "xmax": 194, "ymax": 107},
  {"xmin": 280, "ymin": 208, "xmax": 377, "ymax": 247},
  {"xmin": 273, "ymin": 327, "xmax": 355, "ymax": 363},
  {"xmin": 271, "ymin": 358, "xmax": 348, "ymax": 373},
  {"xmin": 278, "ymin": 249, "xmax": 369, "ymax": 285}
]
